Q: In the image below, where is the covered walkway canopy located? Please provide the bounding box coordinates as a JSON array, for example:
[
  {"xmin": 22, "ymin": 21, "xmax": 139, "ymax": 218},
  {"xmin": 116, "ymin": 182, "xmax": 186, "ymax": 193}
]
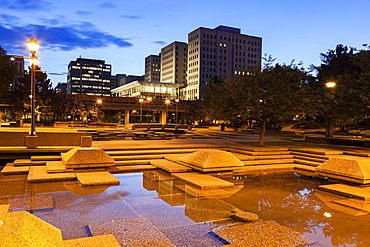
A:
[{"xmin": 111, "ymin": 81, "xmax": 182, "ymax": 99}]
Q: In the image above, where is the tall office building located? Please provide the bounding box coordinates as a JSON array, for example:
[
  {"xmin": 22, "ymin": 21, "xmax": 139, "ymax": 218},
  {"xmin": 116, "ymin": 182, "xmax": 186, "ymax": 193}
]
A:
[
  {"xmin": 7, "ymin": 55, "xmax": 24, "ymax": 91},
  {"xmin": 186, "ymin": 25, "xmax": 262, "ymax": 100},
  {"xmin": 67, "ymin": 58, "xmax": 111, "ymax": 96},
  {"xmin": 144, "ymin": 55, "xmax": 161, "ymax": 82},
  {"xmin": 160, "ymin": 41, "xmax": 187, "ymax": 86}
]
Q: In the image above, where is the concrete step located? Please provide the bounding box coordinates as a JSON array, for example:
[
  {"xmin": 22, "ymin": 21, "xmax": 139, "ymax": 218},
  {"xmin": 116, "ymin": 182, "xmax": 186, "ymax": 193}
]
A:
[
  {"xmin": 31, "ymin": 156, "xmax": 61, "ymax": 161},
  {"xmin": 112, "ymin": 155, "xmax": 164, "ymax": 161},
  {"xmin": 233, "ymin": 164, "xmax": 295, "ymax": 174},
  {"xmin": 106, "ymin": 149, "xmax": 197, "ymax": 156},
  {"xmin": 107, "ymin": 165, "xmax": 157, "ymax": 173},
  {"xmin": 232, "ymin": 150, "xmax": 292, "ymax": 156},
  {"xmin": 150, "ymin": 159, "xmax": 193, "ymax": 173},
  {"xmin": 290, "ymin": 148, "xmax": 343, "ymax": 155},
  {"xmin": 294, "ymin": 164, "xmax": 316, "ymax": 172},
  {"xmin": 172, "ymin": 172, "xmax": 234, "ymax": 189},
  {"xmin": 294, "ymin": 159, "xmax": 323, "ymax": 167},
  {"xmin": 234, "ymin": 154, "xmax": 294, "ymax": 161},
  {"xmin": 13, "ymin": 159, "xmax": 46, "ymax": 166},
  {"xmin": 290, "ymin": 151, "xmax": 329, "ymax": 160},
  {"xmin": 243, "ymin": 159, "xmax": 295, "ymax": 166},
  {"xmin": 1, "ymin": 163, "xmax": 29, "ymax": 174},
  {"xmin": 114, "ymin": 160, "xmax": 152, "ymax": 166},
  {"xmin": 293, "ymin": 155, "xmax": 327, "ymax": 163},
  {"xmin": 75, "ymin": 171, "xmax": 120, "ymax": 186}
]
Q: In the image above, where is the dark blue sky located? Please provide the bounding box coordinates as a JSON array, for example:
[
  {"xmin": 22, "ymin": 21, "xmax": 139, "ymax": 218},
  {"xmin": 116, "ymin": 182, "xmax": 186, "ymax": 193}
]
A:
[{"xmin": 1, "ymin": 0, "xmax": 369, "ymax": 86}]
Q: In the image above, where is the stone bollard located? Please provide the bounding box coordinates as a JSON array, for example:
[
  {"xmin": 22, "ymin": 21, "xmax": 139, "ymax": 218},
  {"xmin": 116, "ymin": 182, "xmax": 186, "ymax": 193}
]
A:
[
  {"xmin": 26, "ymin": 136, "xmax": 38, "ymax": 149},
  {"xmin": 81, "ymin": 136, "xmax": 92, "ymax": 147}
]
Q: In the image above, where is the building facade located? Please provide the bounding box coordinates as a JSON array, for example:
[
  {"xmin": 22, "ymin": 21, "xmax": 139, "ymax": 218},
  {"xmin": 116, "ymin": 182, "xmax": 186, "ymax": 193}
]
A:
[
  {"xmin": 144, "ymin": 55, "xmax": 161, "ymax": 82},
  {"xmin": 8, "ymin": 55, "xmax": 25, "ymax": 91},
  {"xmin": 160, "ymin": 41, "xmax": 187, "ymax": 86},
  {"xmin": 67, "ymin": 58, "xmax": 111, "ymax": 96},
  {"xmin": 186, "ymin": 25, "xmax": 262, "ymax": 100}
]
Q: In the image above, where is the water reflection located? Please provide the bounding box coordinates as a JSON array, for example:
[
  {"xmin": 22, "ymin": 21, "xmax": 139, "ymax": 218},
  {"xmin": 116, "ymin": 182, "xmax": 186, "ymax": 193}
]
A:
[{"xmin": 1, "ymin": 171, "xmax": 370, "ymax": 246}]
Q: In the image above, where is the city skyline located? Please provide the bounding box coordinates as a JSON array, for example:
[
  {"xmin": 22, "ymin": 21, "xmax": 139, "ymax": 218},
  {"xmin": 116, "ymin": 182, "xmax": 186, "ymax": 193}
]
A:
[{"xmin": 1, "ymin": 0, "xmax": 370, "ymax": 87}]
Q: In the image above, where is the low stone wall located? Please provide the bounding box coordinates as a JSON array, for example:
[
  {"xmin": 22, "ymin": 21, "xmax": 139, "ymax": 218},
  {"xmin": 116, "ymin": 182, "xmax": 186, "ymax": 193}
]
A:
[{"xmin": 0, "ymin": 131, "xmax": 88, "ymax": 146}]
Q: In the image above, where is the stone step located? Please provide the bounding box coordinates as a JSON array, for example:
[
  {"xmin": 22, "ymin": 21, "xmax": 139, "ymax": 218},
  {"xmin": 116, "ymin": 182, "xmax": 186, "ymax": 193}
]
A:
[
  {"xmin": 230, "ymin": 146, "xmax": 289, "ymax": 152},
  {"xmin": 233, "ymin": 164, "xmax": 295, "ymax": 174},
  {"xmin": 294, "ymin": 159, "xmax": 323, "ymax": 167},
  {"xmin": 343, "ymin": 151, "xmax": 370, "ymax": 157},
  {"xmin": 294, "ymin": 164, "xmax": 316, "ymax": 172},
  {"xmin": 233, "ymin": 154, "xmax": 294, "ymax": 161},
  {"xmin": 31, "ymin": 156, "xmax": 61, "ymax": 161},
  {"xmin": 13, "ymin": 159, "xmax": 45, "ymax": 166},
  {"xmin": 106, "ymin": 149, "xmax": 197, "ymax": 156},
  {"xmin": 232, "ymin": 150, "xmax": 292, "ymax": 156},
  {"xmin": 172, "ymin": 172, "xmax": 234, "ymax": 189},
  {"xmin": 318, "ymin": 184, "xmax": 370, "ymax": 200},
  {"xmin": 150, "ymin": 159, "xmax": 193, "ymax": 173},
  {"xmin": 75, "ymin": 171, "xmax": 120, "ymax": 186},
  {"xmin": 27, "ymin": 166, "xmax": 76, "ymax": 182},
  {"xmin": 114, "ymin": 160, "xmax": 152, "ymax": 166},
  {"xmin": 290, "ymin": 148, "xmax": 343, "ymax": 155},
  {"xmin": 46, "ymin": 161, "xmax": 73, "ymax": 173},
  {"xmin": 1, "ymin": 163, "xmax": 29, "ymax": 174},
  {"xmin": 243, "ymin": 159, "xmax": 295, "ymax": 166},
  {"xmin": 64, "ymin": 234, "xmax": 120, "ymax": 247},
  {"xmin": 112, "ymin": 155, "xmax": 164, "ymax": 161},
  {"xmin": 293, "ymin": 155, "xmax": 327, "ymax": 163},
  {"xmin": 290, "ymin": 151, "xmax": 329, "ymax": 160},
  {"xmin": 107, "ymin": 165, "xmax": 157, "ymax": 173}
]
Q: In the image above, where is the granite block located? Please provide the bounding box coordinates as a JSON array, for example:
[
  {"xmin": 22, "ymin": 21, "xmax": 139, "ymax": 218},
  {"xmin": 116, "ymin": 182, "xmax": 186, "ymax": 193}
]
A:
[
  {"xmin": 62, "ymin": 147, "xmax": 114, "ymax": 168},
  {"xmin": 1, "ymin": 163, "xmax": 29, "ymax": 174},
  {"xmin": 26, "ymin": 135, "xmax": 38, "ymax": 149},
  {"xmin": 64, "ymin": 234, "xmax": 120, "ymax": 247},
  {"xmin": 75, "ymin": 171, "xmax": 120, "ymax": 186},
  {"xmin": 172, "ymin": 172, "xmax": 234, "ymax": 189},
  {"xmin": 151, "ymin": 159, "xmax": 193, "ymax": 173},
  {"xmin": 28, "ymin": 166, "xmax": 76, "ymax": 182}
]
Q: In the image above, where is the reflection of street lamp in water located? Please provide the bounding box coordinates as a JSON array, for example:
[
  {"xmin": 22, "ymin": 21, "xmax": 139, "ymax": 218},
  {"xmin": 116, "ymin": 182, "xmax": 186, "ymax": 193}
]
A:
[{"xmin": 26, "ymin": 37, "xmax": 40, "ymax": 136}]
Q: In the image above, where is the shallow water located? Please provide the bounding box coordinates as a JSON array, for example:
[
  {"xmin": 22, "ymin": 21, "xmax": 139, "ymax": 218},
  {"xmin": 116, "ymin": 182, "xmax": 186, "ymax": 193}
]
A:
[{"xmin": 2, "ymin": 172, "xmax": 370, "ymax": 246}]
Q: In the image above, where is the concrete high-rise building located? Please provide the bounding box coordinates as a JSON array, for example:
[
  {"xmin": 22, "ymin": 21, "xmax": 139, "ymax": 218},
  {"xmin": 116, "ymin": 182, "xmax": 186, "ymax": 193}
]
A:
[
  {"xmin": 67, "ymin": 57, "xmax": 111, "ymax": 96},
  {"xmin": 55, "ymin": 82, "xmax": 67, "ymax": 94},
  {"xmin": 144, "ymin": 55, "xmax": 161, "ymax": 82},
  {"xmin": 160, "ymin": 41, "xmax": 187, "ymax": 86},
  {"xmin": 186, "ymin": 25, "xmax": 262, "ymax": 100},
  {"xmin": 7, "ymin": 55, "xmax": 25, "ymax": 91},
  {"xmin": 110, "ymin": 74, "xmax": 127, "ymax": 90}
]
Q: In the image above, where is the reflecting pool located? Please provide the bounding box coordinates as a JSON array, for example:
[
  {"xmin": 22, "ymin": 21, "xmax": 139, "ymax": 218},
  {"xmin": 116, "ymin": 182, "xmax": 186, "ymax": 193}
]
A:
[{"xmin": 2, "ymin": 172, "xmax": 370, "ymax": 246}]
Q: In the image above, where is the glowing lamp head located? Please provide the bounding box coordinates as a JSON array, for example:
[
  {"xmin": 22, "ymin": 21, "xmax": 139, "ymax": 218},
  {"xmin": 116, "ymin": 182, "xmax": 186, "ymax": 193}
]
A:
[
  {"xmin": 165, "ymin": 99, "xmax": 171, "ymax": 104},
  {"xmin": 175, "ymin": 99, "xmax": 180, "ymax": 103},
  {"xmin": 139, "ymin": 98, "xmax": 144, "ymax": 103},
  {"xmin": 326, "ymin": 82, "xmax": 336, "ymax": 88},
  {"xmin": 96, "ymin": 99, "xmax": 103, "ymax": 104},
  {"xmin": 26, "ymin": 37, "xmax": 40, "ymax": 53},
  {"xmin": 147, "ymin": 97, "xmax": 152, "ymax": 102},
  {"xmin": 30, "ymin": 56, "xmax": 39, "ymax": 65}
]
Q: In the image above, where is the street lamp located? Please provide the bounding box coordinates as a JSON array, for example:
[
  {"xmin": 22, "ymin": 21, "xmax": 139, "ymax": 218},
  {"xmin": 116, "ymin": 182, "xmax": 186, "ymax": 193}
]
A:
[
  {"xmin": 26, "ymin": 37, "xmax": 40, "ymax": 136},
  {"xmin": 96, "ymin": 98, "xmax": 103, "ymax": 122},
  {"xmin": 325, "ymin": 81, "xmax": 336, "ymax": 137},
  {"xmin": 165, "ymin": 99, "xmax": 170, "ymax": 124},
  {"xmin": 139, "ymin": 98, "xmax": 144, "ymax": 124},
  {"xmin": 147, "ymin": 97, "xmax": 152, "ymax": 123},
  {"xmin": 175, "ymin": 99, "xmax": 179, "ymax": 125}
]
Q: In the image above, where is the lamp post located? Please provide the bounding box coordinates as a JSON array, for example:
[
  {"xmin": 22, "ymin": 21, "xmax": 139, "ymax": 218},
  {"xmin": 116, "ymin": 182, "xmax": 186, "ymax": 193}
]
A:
[
  {"xmin": 96, "ymin": 98, "xmax": 103, "ymax": 122},
  {"xmin": 147, "ymin": 97, "xmax": 152, "ymax": 123},
  {"xmin": 325, "ymin": 81, "xmax": 336, "ymax": 137},
  {"xmin": 26, "ymin": 37, "xmax": 40, "ymax": 136},
  {"xmin": 139, "ymin": 98, "xmax": 144, "ymax": 124},
  {"xmin": 165, "ymin": 99, "xmax": 170, "ymax": 124},
  {"xmin": 175, "ymin": 99, "xmax": 179, "ymax": 125}
]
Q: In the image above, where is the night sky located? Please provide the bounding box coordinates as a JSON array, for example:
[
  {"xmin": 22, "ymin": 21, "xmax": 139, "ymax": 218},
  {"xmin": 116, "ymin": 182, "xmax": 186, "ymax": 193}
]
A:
[{"xmin": 1, "ymin": 0, "xmax": 369, "ymax": 86}]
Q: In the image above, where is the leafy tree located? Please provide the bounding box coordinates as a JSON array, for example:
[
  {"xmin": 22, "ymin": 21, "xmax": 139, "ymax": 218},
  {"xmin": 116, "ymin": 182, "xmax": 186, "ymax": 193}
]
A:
[
  {"xmin": 315, "ymin": 44, "xmax": 370, "ymax": 135},
  {"xmin": 49, "ymin": 94, "xmax": 87, "ymax": 121},
  {"xmin": 0, "ymin": 46, "xmax": 17, "ymax": 97},
  {"xmin": 9, "ymin": 65, "xmax": 54, "ymax": 120},
  {"xmin": 202, "ymin": 56, "xmax": 310, "ymax": 146}
]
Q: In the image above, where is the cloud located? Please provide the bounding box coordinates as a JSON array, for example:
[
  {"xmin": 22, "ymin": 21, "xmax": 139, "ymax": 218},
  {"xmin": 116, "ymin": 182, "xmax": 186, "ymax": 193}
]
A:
[
  {"xmin": 99, "ymin": 2, "xmax": 115, "ymax": 8},
  {"xmin": 76, "ymin": 10, "xmax": 92, "ymax": 15},
  {"xmin": 121, "ymin": 15, "xmax": 143, "ymax": 20},
  {"xmin": 0, "ymin": 21, "xmax": 133, "ymax": 54},
  {"xmin": 48, "ymin": 72, "xmax": 67, "ymax": 76},
  {"xmin": 0, "ymin": 0, "xmax": 51, "ymax": 11},
  {"xmin": 152, "ymin": 41, "xmax": 166, "ymax": 45}
]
